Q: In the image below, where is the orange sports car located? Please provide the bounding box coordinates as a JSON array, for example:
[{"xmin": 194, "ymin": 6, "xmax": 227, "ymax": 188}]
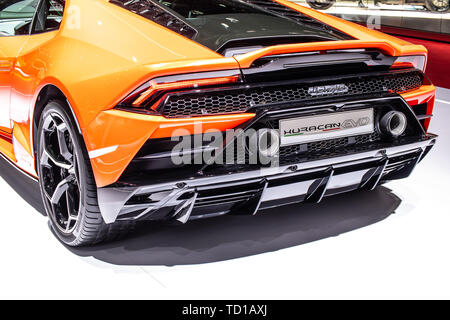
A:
[{"xmin": 0, "ymin": 0, "xmax": 437, "ymax": 246}]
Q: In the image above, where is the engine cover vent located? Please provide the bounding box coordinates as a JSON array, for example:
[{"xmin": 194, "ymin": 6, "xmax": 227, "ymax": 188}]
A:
[
  {"xmin": 110, "ymin": 0, "xmax": 197, "ymax": 39},
  {"xmin": 241, "ymin": 0, "xmax": 353, "ymax": 40}
]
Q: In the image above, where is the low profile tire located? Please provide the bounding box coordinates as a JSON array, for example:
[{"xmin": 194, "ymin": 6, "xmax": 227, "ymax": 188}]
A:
[
  {"xmin": 36, "ymin": 100, "xmax": 134, "ymax": 246},
  {"xmin": 306, "ymin": 0, "xmax": 336, "ymax": 10}
]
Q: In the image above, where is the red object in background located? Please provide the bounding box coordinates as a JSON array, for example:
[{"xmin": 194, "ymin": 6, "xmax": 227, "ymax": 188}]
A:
[
  {"xmin": 378, "ymin": 26, "xmax": 450, "ymax": 89},
  {"xmin": 396, "ymin": 36, "xmax": 450, "ymax": 89}
]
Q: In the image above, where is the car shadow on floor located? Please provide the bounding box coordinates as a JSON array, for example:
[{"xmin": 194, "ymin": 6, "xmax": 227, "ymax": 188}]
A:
[
  {"xmin": 65, "ymin": 186, "xmax": 401, "ymax": 266},
  {"xmin": 0, "ymin": 155, "xmax": 402, "ymax": 266}
]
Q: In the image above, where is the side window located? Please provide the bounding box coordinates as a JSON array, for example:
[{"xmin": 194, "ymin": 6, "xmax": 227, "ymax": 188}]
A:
[
  {"xmin": 32, "ymin": 0, "xmax": 65, "ymax": 34},
  {"xmin": 0, "ymin": 0, "xmax": 39, "ymax": 36}
]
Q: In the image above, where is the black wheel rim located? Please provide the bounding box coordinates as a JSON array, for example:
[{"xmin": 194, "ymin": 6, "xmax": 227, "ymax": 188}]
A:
[
  {"xmin": 39, "ymin": 113, "xmax": 81, "ymax": 234},
  {"xmin": 308, "ymin": 0, "xmax": 335, "ymax": 9}
]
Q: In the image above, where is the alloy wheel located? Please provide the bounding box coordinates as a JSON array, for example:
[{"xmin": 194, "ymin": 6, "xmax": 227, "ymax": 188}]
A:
[
  {"xmin": 428, "ymin": 0, "xmax": 449, "ymax": 11},
  {"xmin": 39, "ymin": 113, "xmax": 81, "ymax": 234}
]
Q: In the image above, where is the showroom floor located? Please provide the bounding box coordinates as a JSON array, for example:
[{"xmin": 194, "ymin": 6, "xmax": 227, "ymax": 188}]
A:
[{"xmin": 0, "ymin": 88, "xmax": 449, "ymax": 299}]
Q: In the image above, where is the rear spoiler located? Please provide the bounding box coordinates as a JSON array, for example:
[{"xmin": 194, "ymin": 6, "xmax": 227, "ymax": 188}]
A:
[{"xmin": 234, "ymin": 40, "xmax": 427, "ymax": 68}]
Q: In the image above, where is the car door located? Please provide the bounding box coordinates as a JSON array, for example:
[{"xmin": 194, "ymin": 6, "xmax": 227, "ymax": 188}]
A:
[{"xmin": 0, "ymin": 0, "xmax": 39, "ymax": 133}]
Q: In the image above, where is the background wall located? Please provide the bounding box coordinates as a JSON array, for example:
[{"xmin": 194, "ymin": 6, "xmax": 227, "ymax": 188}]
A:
[{"xmin": 293, "ymin": 0, "xmax": 450, "ymax": 87}]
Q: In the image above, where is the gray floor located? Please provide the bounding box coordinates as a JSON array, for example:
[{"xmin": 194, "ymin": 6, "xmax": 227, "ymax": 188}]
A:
[
  {"xmin": 67, "ymin": 186, "xmax": 401, "ymax": 266},
  {"xmin": 0, "ymin": 87, "xmax": 449, "ymax": 299},
  {"xmin": 437, "ymin": 86, "xmax": 450, "ymax": 102},
  {"xmin": 65, "ymin": 88, "xmax": 450, "ymax": 266}
]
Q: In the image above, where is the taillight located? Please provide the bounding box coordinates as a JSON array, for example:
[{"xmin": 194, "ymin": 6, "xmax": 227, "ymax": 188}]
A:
[
  {"xmin": 391, "ymin": 55, "xmax": 426, "ymax": 72},
  {"xmin": 118, "ymin": 71, "xmax": 241, "ymax": 112}
]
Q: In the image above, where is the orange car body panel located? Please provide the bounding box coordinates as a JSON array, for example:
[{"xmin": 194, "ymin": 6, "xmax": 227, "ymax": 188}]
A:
[
  {"xmin": 0, "ymin": 137, "xmax": 15, "ymax": 163},
  {"xmin": 402, "ymin": 85, "xmax": 436, "ymax": 130},
  {"xmin": 0, "ymin": 0, "xmax": 435, "ymax": 187},
  {"xmin": 86, "ymin": 111, "xmax": 255, "ymax": 187}
]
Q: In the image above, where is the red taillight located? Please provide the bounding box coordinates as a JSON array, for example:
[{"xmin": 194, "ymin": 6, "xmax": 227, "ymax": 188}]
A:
[{"xmin": 129, "ymin": 75, "xmax": 241, "ymax": 107}]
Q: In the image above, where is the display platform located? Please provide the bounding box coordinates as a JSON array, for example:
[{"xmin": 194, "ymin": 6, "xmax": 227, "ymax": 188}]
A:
[{"xmin": 0, "ymin": 88, "xmax": 449, "ymax": 299}]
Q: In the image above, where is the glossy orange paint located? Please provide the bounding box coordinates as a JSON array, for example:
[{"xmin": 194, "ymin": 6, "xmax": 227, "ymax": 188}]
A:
[
  {"xmin": 274, "ymin": 0, "xmax": 428, "ymax": 53},
  {"xmin": 0, "ymin": 0, "xmax": 435, "ymax": 188},
  {"xmin": 235, "ymin": 40, "xmax": 427, "ymax": 69},
  {"xmin": 402, "ymin": 85, "xmax": 436, "ymax": 105},
  {"xmin": 0, "ymin": 136, "xmax": 16, "ymax": 162},
  {"xmin": 0, "ymin": 0, "xmax": 240, "ymax": 178},
  {"xmin": 86, "ymin": 111, "xmax": 255, "ymax": 187},
  {"xmin": 231, "ymin": 0, "xmax": 428, "ymax": 69},
  {"xmin": 401, "ymin": 85, "xmax": 436, "ymax": 131}
]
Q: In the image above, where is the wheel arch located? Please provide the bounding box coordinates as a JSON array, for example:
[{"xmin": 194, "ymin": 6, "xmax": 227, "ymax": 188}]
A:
[{"xmin": 32, "ymin": 84, "xmax": 83, "ymax": 173}]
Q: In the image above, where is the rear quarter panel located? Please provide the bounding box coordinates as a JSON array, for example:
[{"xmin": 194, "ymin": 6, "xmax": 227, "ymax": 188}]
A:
[{"xmin": 9, "ymin": 0, "xmax": 431, "ymax": 185}]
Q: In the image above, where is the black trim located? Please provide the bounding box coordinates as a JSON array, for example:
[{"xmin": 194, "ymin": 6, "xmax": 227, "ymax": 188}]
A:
[
  {"xmin": 116, "ymin": 95, "xmax": 428, "ymax": 187},
  {"xmin": 157, "ymin": 69, "xmax": 424, "ymax": 118},
  {"xmin": 110, "ymin": 0, "xmax": 197, "ymax": 39},
  {"xmin": 203, "ymin": 94, "xmax": 426, "ymax": 172},
  {"xmin": 0, "ymin": 153, "xmax": 45, "ymax": 216},
  {"xmin": 112, "ymin": 142, "xmax": 435, "ymax": 221},
  {"xmin": 242, "ymin": 50, "xmax": 396, "ymax": 83},
  {"xmin": 241, "ymin": 0, "xmax": 354, "ymax": 40},
  {"xmin": 30, "ymin": 0, "xmax": 65, "ymax": 35},
  {"xmin": 110, "ymin": 0, "xmax": 352, "ymax": 53},
  {"xmin": 410, "ymin": 102, "xmax": 430, "ymax": 132}
]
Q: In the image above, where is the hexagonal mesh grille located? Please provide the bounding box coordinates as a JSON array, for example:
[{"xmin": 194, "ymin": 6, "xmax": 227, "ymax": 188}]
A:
[
  {"xmin": 161, "ymin": 71, "xmax": 423, "ymax": 118},
  {"xmin": 279, "ymin": 132, "xmax": 381, "ymax": 160}
]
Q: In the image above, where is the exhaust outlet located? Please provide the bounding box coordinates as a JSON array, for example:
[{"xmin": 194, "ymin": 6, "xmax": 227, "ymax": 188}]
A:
[
  {"xmin": 258, "ymin": 129, "xmax": 280, "ymax": 158},
  {"xmin": 248, "ymin": 128, "xmax": 280, "ymax": 163},
  {"xmin": 380, "ymin": 111, "xmax": 407, "ymax": 138}
]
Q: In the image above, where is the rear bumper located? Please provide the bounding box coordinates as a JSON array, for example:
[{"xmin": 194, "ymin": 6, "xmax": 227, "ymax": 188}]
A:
[{"xmin": 97, "ymin": 134, "xmax": 437, "ymax": 224}]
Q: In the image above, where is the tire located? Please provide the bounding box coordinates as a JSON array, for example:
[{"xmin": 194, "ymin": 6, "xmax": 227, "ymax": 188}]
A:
[
  {"xmin": 306, "ymin": 0, "xmax": 336, "ymax": 10},
  {"xmin": 425, "ymin": 0, "xmax": 449, "ymax": 12},
  {"xmin": 36, "ymin": 100, "xmax": 135, "ymax": 246}
]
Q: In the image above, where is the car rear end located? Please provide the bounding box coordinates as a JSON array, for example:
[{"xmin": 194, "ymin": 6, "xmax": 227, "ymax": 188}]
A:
[{"xmin": 91, "ymin": 0, "xmax": 437, "ymax": 224}]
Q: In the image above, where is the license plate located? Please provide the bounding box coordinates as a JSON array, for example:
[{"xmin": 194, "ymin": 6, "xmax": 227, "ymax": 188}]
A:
[{"xmin": 279, "ymin": 109, "xmax": 374, "ymax": 146}]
